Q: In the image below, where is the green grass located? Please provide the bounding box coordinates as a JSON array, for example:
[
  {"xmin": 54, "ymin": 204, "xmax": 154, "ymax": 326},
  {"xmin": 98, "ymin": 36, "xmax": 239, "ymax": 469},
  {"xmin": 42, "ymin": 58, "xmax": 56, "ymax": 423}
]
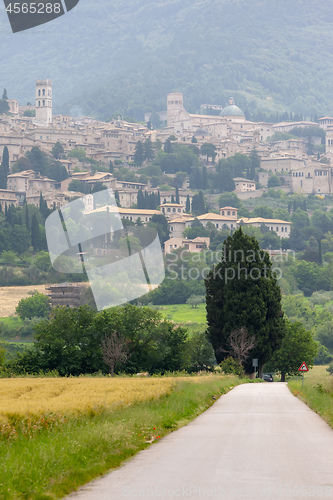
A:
[
  {"xmin": 0, "ymin": 375, "xmax": 244, "ymax": 499},
  {"xmin": 288, "ymin": 366, "xmax": 333, "ymax": 429},
  {"xmin": 0, "ymin": 316, "xmax": 23, "ymax": 328},
  {"xmin": 155, "ymin": 303, "xmax": 207, "ymax": 325}
]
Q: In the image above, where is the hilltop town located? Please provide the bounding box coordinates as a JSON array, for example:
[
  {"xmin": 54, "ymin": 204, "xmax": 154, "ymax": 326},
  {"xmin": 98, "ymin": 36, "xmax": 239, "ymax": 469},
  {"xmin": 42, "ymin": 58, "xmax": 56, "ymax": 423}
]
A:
[{"xmin": 0, "ymin": 80, "xmax": 333, "ymax": 255}]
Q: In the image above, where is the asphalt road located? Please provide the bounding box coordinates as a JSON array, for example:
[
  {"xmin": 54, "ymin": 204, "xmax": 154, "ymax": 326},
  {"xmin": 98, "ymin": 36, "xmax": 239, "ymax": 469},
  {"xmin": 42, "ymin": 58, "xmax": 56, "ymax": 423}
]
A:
[{"xmin": 67, "ymin": 383, "xmax": 333, "ymax": 500}]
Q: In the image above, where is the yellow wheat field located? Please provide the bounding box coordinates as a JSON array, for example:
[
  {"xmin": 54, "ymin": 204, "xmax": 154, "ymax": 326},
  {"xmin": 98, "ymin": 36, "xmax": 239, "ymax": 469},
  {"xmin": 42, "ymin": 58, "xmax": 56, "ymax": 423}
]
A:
[{"xmin": 0, "ymin": 377, "xmax": 178, "ymax": 419}]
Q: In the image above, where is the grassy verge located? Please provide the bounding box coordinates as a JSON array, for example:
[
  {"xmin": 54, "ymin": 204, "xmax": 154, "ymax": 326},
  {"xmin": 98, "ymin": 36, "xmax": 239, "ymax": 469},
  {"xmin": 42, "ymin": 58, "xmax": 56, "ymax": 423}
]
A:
[
  {"xmin": 288, "ymin": 366, "xmax": 333, "ymax": 429},
  {"xmin": 0, "ymin": 375, "xmax": 245, "ymax": 499},
  {"xmin": 154, "ymin": 303, "xmax": 207, "ymax": 324}
]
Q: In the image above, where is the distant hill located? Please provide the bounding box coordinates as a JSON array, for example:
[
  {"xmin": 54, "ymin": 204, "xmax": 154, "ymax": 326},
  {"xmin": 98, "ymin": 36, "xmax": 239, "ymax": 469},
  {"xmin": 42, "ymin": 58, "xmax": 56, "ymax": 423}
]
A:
[{"xmin": 1, "ymin": 0, "xmax": 333, "ymax": 120}]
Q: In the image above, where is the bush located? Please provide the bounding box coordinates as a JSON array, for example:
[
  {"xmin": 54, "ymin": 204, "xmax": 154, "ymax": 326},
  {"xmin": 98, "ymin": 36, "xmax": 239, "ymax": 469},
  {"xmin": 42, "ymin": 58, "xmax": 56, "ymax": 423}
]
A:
[
  {"xmin": 327, "ymin": 362, "xmax": 333, "ymax": 375},
  {"xmin": 219, "ymin": 356, "xmax": 244, "ymax": 377},
  {"xmin": 314, "ymin": 344, "xmax": 333, "ymax": 365}
]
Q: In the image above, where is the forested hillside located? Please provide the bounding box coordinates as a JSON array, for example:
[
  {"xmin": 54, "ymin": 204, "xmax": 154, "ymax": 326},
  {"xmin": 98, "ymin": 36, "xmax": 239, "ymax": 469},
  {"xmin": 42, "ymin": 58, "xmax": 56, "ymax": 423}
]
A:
[{"xmin": 1, "ymin": 0, "xmax": 333, "ymax": 119}]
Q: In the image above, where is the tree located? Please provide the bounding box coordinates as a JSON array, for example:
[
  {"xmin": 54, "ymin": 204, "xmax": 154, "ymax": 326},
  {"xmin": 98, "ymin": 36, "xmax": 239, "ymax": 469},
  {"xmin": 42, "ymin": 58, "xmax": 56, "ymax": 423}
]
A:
[
  {"xmin": 25, "ymin": 147, "xmax": 49, "ymax": 175},
  {"xmin": 68, "ymin": 147, "xmax": 87, "ymax": 161},
  {"xmin": 205, "ymin": 228, "xmax": 286, "ymax": 374},
  {"xmin": 0, "ymin": 100, "xmax": 9, "ymax": 114},
  {"xmin": 267, "ymin": 321, "xmax": 318, "ymax": 381},
  {"xmin": 134, "ymin": 140, "xmax": 144, "ymax": 166},
  {"xmin": 200, "ymin": 143, "xmax": 217, "ymax": 162},
  {"xmin": 143, "ymin": 138, "xmax": 154, "ymax": 161},
  {"xmin": 191, "ymin": 191, "xmax": 205, "ymax": 216},
  {"xmin": 101, "ymin": 331, "xmax": 128, "ymax": 376},
  {"xmin": 109, "ymin": 160, "xmax": 114, "ymax": 173},
  {"xmin": 218, "ymin": 192, "xmax": 242, "ymax": 209},
  {"xmin": 16, "ymin": 291, "xmax": 50, "ymax": 320},
  {"xmin": 221, "ymin": 326, "xmax": 257, "ymax": 367},
  {"xmin": 2, "ymin": 146, "xmax": 9, "ymax": 173},
  {"xmin": 267, "ymin": 175, "xmax": 281, "ymax": 188},
  {"xmin": 186, "ymin": 295, "xmax": 205, "ymax": 308},
  {"xmin": 51, "ymin": 141, "xmax": 65, "ymax": 159},
  {"xmin": 163, "ymin": 138, "xmax": 173, "ymax": 154},
  {"xmin": 250, "ymin": 148, "xmax": 260, "ymax": 180},
  {"xmin": 2, "ymin": 89, "xmax": 8, "ymax": 100},
  {"xmin": 31, "ymin": 214, "xmax": 40, "ymax": 252},
  {"xmin": 186, "ymin": 195, "xmax": 191, "ymax": 213},
  {"xmin": 0, "ymin": 164, "xmax": 7, "ymax": 189}
]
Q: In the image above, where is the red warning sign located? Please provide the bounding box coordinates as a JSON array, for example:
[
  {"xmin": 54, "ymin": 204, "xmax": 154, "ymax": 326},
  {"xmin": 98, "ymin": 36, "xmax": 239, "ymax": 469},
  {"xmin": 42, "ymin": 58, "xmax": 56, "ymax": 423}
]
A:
[{"xmin": 298, "ymin": 362, "xmax": 309, "ymax": 372}]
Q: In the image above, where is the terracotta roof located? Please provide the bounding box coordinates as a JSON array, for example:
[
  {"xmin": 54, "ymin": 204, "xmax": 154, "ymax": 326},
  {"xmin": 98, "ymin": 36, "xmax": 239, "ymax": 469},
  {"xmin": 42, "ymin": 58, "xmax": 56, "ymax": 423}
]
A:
[
  {"xmin": 239, "ymin": 217, "xmax": 291, "ymax": 225},
  {"xmin": 197, "ymin": 213, "xmax": 236, "ymax": 221}
]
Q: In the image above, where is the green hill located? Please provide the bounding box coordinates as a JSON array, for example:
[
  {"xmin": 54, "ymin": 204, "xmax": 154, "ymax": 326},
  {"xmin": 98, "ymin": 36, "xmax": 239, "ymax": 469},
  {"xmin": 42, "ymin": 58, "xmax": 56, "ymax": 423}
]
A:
[{"xmin": 1, "ymin": 0, "xmax": 333, "ymax": 119}]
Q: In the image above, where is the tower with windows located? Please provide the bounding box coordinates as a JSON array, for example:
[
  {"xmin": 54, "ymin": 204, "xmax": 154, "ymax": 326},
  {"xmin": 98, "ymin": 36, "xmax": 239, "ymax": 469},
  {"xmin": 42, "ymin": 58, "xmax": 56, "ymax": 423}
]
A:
[
  {"xmin": 167, "ymin": 92, "xmax": 184, "ymax": 127},
  {"xmin": 35, "ymin": 79, "xmax": 52, "ymax": 124}
]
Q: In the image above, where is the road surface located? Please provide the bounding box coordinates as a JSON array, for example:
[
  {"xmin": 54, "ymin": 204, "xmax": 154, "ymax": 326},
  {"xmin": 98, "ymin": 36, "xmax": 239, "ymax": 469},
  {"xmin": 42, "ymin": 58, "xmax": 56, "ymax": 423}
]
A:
[{"xmin": 67, "ymin": 383, "xmax": 333, "ymax": 499}]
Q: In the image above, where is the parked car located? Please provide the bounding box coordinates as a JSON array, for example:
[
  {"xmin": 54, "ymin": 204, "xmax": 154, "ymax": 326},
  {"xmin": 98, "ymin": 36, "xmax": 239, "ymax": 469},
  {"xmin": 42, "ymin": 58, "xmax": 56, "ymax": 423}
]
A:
[{"xmin": 262, "ymin": 373, "xmax": 274, "ymax": 382}]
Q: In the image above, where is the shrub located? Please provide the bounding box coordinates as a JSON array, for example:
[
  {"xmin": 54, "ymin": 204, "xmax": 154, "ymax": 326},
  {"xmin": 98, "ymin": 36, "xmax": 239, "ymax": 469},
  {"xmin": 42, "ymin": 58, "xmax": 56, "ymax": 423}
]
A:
[
  {"xmin": 327, "ymin": 362, "xmax": 333, "ymax": 375},
  {"xmin": 219, "ymin": 356, "xmax": 244, "ymax": 377}
]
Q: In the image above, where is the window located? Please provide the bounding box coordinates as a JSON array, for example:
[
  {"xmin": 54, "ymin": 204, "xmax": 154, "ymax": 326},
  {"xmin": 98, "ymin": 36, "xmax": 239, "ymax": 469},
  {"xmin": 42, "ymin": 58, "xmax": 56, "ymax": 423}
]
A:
[
  {"xmin": 232, "ymin": 211, "xmax": 235, "ymax": 216},
  {"xmin": 276, "ymin": 227, "xmax": 279, "ymax": 231},
  {"xmin": 216, "ymin": 224, "xmax": 219, "ymax": 228},
  {"xmin": 42, "ymin": 100, "xmax": 45, "ymax": 106},
  {"xmin": 170, "ymin": 227, "xmax": 173, "ymax": 231},
  {"xmin": 281, "ymin": 227, "xmax": 284, "ymax": 232},
  {"xmin": 227, "ymin": 211, "xmax": 230, "ymax": 215},
  {"xmin": 42, "ymin": 89, "xmax": 45, "ymax": 96},
  {"xmin": 38, "ymin": 90, "xmax": 41, "ymax": 96},
  {"xmin": 285, "ymin": 227, "xmax": 288, "ymax": 232}
]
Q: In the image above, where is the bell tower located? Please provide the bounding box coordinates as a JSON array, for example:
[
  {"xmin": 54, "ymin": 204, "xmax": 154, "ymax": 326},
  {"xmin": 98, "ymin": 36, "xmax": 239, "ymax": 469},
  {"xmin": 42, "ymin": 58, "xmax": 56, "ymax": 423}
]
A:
[
  {"xmin": 35, "ymin": 79, "xmax": 52, "ymax": 124},
  {"xmin": 167, "ymin": 92, "xmax": 184, "ymax": 127}
]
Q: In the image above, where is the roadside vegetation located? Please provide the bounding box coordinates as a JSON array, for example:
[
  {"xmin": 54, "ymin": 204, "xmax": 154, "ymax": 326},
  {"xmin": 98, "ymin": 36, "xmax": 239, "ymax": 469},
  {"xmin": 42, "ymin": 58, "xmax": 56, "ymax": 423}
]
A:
[
  {"xmin": 288, "ymin": 366, "xmax": 333, "ymax": 429},
  {"xmin": 0, "ymin": 374, "xmax": 244, "ymax": 500}
]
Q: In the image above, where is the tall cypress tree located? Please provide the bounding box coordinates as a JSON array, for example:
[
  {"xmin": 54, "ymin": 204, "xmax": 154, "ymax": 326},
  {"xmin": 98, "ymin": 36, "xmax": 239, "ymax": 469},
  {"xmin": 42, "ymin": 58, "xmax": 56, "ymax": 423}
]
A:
[
  {"xmin": 134, "ymin": 141, "xmax": 144, "ymax": 167},
  {"xmin": 25, "ymin": 203, "xmax": 29, "ymax": 229},
  {"xmin": 2, "ymin": 146, "xmax": 9, "ymax": 173},
  {"xmin": 0, "ymin": 164, "xmax": 7, "ymax": 189},
  {"xmin": 205, "ymin": 228, "xmax": 286, "ymax": 374},
  {"xmin": 137, "ymin": 189, "xmax": 145, "ymax": 209},
  {"xmin": 31, "ymin": 214, "xmax": 40, "ymax": 252},
  {"xmin": 186, "ymin": 195, "xmax": 191, "ymax": 213},
  {"xmin": 175, "ymin": 186, "xmax": 180, "ymax": 204}
]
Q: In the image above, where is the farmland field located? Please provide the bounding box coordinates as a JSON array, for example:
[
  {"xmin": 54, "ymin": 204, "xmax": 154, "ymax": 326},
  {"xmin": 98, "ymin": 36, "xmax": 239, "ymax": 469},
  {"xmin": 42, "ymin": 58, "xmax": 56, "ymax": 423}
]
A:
[
  {"xmin": 0, "ymin": 377, "xmax": 176, "ymax": 420},
  {"xmin": 0, "ymin": 284, "xmax": 50, "ymax": 317},
  {"xmin": 0, "ymin": 374, "xmax": 243, "ymax": 499},
  {"xmin": 155, "ymin": 303, "xmax": 207, "ymax": 324}
]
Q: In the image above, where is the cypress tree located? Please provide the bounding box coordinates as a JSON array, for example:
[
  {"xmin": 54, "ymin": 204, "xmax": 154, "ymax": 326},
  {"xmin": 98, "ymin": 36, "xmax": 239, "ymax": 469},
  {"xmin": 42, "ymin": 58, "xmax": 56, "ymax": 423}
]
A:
[
  {"xmin": 31, "ymin": 214, "xmax": 40, "ymax": 252},
  {"xmin": 137, "ymin": 189, "xmax": 145, "ymax": 209},
  {"xmin": 25, "ymin": 204, "xmax": 29, "ymax": 229},
  {"xmin": 144, "ymin": 191, "xmax": 149, "ymax": 209},
  {"xmin": 2, "ymin": 89, "xmax": 8, "ymax": 100},
  {"xmin": 186, "ymin": 195, "xmax": 191, "ymax": 213},
  {"xmin": 175, "ymin": 186, "xmax": 180, "ymax": 204},
  {"xmin": 205, "ymin": 228, "xmax": 286, "ymax": 374},
  {"xmin": 202, "ymin": 167, "xmax": 208, "ymax": 190},
  {"xmin": 2, "ymin": 146, "xmax": 9, "ymax": 173},
  {"xmin": 134, "ymin": 141, "xmax": 144, "ymax": 166},
  {"xmin": 0, "ymin": 163, "xmax": 7, "ymax": 189},
  {"xmin": 171, "ymin": 195, "xmax": 175, "ymax": 204},
  {"xmin": 143, "ymin": 138, "xmax": 154, "ymax": 161}
]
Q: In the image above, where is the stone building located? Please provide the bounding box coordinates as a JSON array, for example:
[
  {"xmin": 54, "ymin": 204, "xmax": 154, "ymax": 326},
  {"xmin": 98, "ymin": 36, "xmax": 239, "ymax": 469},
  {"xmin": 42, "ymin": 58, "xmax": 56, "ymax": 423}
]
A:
[{"xmin": 47, "ymin": 284, "xmax": 81, "ymax": 308}]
